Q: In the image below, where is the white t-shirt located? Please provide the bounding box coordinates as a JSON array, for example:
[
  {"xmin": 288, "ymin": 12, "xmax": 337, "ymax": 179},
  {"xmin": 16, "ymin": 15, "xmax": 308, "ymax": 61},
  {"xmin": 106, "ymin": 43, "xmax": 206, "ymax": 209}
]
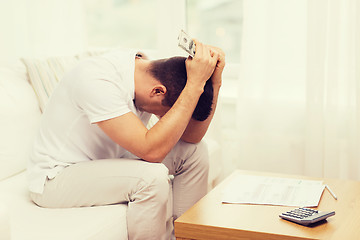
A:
[{"xmin": 28, "ymin": 49, "xmax": 152, "ymax": 194}]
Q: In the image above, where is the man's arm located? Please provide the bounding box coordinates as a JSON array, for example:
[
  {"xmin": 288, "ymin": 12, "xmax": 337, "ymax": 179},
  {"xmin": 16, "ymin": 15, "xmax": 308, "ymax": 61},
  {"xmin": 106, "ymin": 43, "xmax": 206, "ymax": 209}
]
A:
[
  {"xmin": 181, "ymin": 46, "xmax": 226, "ymax": 143},
  {"xmin": 97, "ymin": 41, "xmax": 219, "ymax": 163}
]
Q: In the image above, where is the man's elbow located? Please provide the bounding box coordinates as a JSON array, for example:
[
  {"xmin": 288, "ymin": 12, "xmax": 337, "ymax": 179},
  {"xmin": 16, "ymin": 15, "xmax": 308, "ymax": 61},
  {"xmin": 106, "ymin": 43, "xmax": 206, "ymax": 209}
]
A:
[
  {"xmin": 141, "ymin": 150, "xmax": 168, "ymax": 163},
  {"xmin": 181, "ymin": 136, "xmax": 203, "ymax": 144}
]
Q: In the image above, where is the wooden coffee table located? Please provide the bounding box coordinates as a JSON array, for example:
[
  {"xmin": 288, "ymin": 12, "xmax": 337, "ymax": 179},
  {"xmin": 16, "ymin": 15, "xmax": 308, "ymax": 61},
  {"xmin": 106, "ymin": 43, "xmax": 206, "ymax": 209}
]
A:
[{"xmin": 174, "ymin": 170, "xmax": 360, "ymax": 240}]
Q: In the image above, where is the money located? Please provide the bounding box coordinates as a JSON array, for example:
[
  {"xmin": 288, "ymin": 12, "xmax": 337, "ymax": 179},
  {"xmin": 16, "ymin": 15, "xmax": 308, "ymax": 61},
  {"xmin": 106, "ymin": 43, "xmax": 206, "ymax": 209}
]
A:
[{"xmin": 178, "ymin": 30, "xmax": 196, "ymax": 57}]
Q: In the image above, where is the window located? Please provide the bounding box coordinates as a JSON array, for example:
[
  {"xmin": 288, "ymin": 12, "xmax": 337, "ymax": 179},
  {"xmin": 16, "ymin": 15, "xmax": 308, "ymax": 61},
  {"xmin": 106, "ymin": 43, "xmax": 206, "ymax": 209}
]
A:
[
  {"xmin": 186, "ymin": 0, "xmax": 243, "ymax": 103},
  {"xmin": 83, "ymin": 0, "xmax": 242, "ymax": 63},
  {"xmin": 186, "ymin": 0, "xmax": 243, "ymax": 64},
  {"xmin": 83, "ymin": 0, "xmax": 158, "ymax": 50}
]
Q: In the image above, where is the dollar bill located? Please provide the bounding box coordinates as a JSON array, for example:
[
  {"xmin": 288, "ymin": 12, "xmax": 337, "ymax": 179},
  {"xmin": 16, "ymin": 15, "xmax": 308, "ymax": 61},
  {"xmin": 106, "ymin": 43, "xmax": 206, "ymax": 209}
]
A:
[{"xmin": 178, "ymin": 30, "xmax": 196, "ymax": 57}]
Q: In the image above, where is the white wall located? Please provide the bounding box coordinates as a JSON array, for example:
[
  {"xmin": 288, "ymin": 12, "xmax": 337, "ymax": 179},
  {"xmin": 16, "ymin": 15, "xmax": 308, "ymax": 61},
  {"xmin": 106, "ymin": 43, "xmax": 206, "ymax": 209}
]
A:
[{"xmin": 0, "ymin": 0, "xmax": 85, "ymax": 60}]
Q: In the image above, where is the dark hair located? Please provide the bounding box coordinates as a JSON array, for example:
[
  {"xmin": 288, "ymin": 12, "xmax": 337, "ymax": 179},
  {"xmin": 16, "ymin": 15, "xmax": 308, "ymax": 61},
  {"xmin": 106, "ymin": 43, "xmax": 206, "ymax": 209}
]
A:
[{"xmin": 148, "ymin": 57, "xmax": 213, "ymax": 121}]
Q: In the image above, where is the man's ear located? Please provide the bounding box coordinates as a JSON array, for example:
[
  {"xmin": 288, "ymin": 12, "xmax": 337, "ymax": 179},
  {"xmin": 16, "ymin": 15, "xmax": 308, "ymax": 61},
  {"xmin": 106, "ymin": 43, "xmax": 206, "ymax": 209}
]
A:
[{"xmin": 151, "ymin": 85, "xmax": 167, "ymax": 97}]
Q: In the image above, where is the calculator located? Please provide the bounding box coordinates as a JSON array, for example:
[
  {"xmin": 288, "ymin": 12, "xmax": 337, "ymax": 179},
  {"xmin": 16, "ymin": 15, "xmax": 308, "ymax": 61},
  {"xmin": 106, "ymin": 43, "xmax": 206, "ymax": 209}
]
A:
[{"xmin": 279, "ymin": 207, "xmax": 335, "ymax": 226}]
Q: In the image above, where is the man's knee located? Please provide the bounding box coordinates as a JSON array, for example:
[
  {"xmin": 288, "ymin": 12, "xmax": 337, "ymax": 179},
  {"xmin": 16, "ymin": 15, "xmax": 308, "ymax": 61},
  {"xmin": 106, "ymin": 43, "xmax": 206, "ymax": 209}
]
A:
[
  {"xmin": 179, "ymin": 140, "xmax": 210, "ymax": 173},
  {"xmin": 139, "ymin": 163, "xmax": 170, "ymax": 203},
  {"xmin": 187, "ymin": 140, "xmax": 210, "ymax": 171},
  {"xmin": 194, "ymin": 140, "xmax": 209, "ymax": 168}
]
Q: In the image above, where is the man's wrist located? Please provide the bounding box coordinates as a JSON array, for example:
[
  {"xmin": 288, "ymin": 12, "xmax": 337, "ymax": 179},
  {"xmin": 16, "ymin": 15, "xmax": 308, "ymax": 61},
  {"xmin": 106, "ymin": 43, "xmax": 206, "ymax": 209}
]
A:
[
  {"xmin": 211, "ymin": 75, "xmax": 222, "ymax": 89},
  {"xmin": 213, "ymin": 82, "xmax": 222, "ymax": 89},
  {"xmin": 184, "ymin": 81, "xmax": 205, "ymax": 95}
]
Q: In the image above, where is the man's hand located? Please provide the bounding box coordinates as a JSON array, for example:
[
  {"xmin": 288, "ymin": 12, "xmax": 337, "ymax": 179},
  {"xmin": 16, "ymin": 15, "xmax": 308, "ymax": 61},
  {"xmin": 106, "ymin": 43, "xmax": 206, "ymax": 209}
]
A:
[
  {"xmin": 185, "ymin": 40, "xmax": 219, "ymax": 91},
  {"xmin": 208, "ymin": 45, "xmax": 225, "ymax": 88}
]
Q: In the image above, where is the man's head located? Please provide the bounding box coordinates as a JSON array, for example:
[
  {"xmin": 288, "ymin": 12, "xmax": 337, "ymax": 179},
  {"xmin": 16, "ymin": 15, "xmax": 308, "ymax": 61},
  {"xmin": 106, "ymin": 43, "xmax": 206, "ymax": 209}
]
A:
[{"xmin": 147, "ymin": 56, "xmax": 213, "ymax": 121}]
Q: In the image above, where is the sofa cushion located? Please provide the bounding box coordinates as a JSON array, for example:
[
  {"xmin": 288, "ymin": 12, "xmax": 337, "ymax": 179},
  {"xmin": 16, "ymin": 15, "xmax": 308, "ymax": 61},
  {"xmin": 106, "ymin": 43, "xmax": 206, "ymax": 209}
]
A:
[
  {"xmin": 21, "ymin": 51, "xmax": 106, "ymax": 112},
  {"xmin": 0, "ymin": 172, "xmax": 128, "ymax": 240},
  {"xmin": 0, "ymin": 60, "xmax": 41, "ymax": 181}
]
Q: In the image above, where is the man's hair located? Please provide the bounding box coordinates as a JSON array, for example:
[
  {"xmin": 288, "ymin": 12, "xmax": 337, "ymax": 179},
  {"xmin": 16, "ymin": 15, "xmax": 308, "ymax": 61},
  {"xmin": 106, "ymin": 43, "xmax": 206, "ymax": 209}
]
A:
[{"xmin": 148, "ymin": 56, "xmax": 213, "ymax": 121}]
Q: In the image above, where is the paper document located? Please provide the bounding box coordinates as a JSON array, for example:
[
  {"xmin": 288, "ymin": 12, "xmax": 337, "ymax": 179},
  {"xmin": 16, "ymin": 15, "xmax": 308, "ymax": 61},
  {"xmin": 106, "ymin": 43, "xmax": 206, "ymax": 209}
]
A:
[{"xmin": 222, "ymin": 174, "xmax": 325, "ymax": 207}]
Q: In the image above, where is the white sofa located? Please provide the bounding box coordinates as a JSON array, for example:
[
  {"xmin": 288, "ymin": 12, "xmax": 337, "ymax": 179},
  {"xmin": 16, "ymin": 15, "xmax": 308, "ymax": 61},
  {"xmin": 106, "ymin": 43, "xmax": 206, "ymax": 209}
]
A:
[{"xmin": 0, "ymin": 54, "xmax": 222, "ymax": 240}]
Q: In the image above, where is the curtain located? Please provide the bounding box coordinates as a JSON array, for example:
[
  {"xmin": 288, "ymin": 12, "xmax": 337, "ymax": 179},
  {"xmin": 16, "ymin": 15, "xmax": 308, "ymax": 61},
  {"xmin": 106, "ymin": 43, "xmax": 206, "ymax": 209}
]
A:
[
  {"xmin": 236, "ymin": 0, "xmax": 360, "ymax": 180},
  {"xmin": 0, "ymin": 0, "xmax": 85, "ymax": 60},
  {"xmin": 305, "ymin": 0, "xmax": 360, "ymax": 179}
]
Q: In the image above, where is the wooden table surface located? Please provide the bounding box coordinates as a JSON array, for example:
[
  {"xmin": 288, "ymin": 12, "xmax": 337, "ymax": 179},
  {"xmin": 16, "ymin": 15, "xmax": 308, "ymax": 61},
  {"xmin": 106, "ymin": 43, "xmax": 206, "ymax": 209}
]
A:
[{"xmin": 175, "ymin": 170, "xmax": 360, "ymax": 240}]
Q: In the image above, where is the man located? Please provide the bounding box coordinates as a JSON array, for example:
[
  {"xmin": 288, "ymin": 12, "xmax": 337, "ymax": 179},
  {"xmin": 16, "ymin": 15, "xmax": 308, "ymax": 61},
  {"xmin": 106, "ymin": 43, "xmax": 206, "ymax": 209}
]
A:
[{"xmin": 27, "ymin": 39, "xmax": 225, "ymax": 240}]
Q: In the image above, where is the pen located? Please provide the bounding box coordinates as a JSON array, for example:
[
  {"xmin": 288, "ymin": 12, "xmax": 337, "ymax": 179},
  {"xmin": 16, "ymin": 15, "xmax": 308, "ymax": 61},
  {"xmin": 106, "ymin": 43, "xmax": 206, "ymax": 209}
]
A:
[{"xmin": 325, "ymin": 185, "xmax": 338, "ymax": 200}]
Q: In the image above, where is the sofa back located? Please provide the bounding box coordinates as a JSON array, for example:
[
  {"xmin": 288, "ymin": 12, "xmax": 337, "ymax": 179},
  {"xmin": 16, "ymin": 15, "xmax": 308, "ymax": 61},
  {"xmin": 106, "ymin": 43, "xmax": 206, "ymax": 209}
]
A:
[
  {"xmin": 0, "ymin": 51, "xmax": 109, "ymax": 181},
  {"xmin": 0, "ymin": 60, "xmax": 41, "ymax": 181}
]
